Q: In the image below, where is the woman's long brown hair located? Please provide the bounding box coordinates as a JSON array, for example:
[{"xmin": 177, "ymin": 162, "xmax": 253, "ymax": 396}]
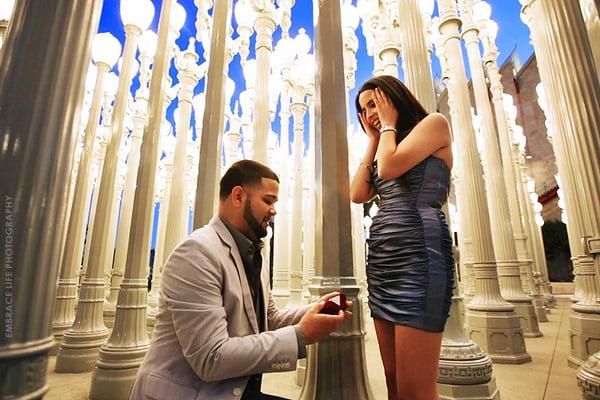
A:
[{"xmin": 355, "ymin": 75, "xmax": 429, "ymax": 143}]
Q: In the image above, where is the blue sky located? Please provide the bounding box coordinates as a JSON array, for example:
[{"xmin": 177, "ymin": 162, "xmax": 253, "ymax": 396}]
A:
[
  {"xmin": 97, "ymin": 0, "xmax": 534, "ymax": 250},
  {"xmin": 98, "ymin": 0, "xmax": 534, "ymax": 114}
]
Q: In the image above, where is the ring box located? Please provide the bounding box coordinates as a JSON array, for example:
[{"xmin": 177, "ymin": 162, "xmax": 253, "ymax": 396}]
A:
[{"xmin": 319, "ymin": 293, "xmax": 348, "ymax": 315}]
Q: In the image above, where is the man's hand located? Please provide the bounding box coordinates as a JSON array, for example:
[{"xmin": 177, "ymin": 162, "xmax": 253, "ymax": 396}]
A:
[{"xmin": 298, "ymin": 292, "xmax": 353, "ymax": 345}]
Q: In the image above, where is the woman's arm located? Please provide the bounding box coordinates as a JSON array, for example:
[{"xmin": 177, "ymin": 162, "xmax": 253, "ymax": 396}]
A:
[
  {"xmin": 377, "ymin": 113, "xmax": 451, "ymax": 181},
  {"xmin": 350, "ymin": 113, "xmax": 379, "ymax": 203}
]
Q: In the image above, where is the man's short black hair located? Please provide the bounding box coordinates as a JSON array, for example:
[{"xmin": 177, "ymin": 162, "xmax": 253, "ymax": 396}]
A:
[{"xmin": 219, "ymin": 160, "xmax": 279, "ymax": 200}]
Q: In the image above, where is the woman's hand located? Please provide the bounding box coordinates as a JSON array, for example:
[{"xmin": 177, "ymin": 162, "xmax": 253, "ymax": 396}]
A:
[
  {"xmin": 373, "ymin": 87, "xmax": 398, "ymax": 129},
  {"xmin": 359, "ymin": 111, "xmax": 380, "ymax": 143}
]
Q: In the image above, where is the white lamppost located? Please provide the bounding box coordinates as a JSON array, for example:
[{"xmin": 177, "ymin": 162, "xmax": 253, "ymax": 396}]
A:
[
  {"xmin": 241, "ymin": 58, "xmax": 257, "ymax": 158},
  {"xmin": 235, "ymin": 0, "xmax": 257, "ymax": 65},
  {"xmin": 57, "ymin": 0, "xmax": 152, "ymax": 373},
  {"xmin": 162, "ymin": 39, "xmax": 204, "ymax": 266},
  {"xmin": 462, "ymin": 0, "xmax": 541, "ymax": 338},
  {"xmin": 52, "ymin": 32, "xmax": 120, "ymax": 354},
  {"xmin": 55, "ymin": 32, "xmax": 124, "ymax": 373},
  {"xmin": 147, "ymin": 94, "xmax": 178, "ymax": 320},
  {"xmin": 398, "ymin": 0, "xmax": 435, "ymax": 111},
  {"xmin": 277, "ymin": 0, "xmax": 295, "ymax": 38},
  {"xmin": 105, "ymin": 29, "xmax": 157, "ymax": 327},
  {"xmin": 250, "ymin": 0, "xmax": 278, "ymax": 163},
  {"xmin": 92, "ymin": 0, "xmax": 163, "ymax": 396},
  {"xmin": 288, "ymin": 59, "xmax": 310, "ymax": 307},
  {"xmin": 342, "ymin": 0, "xmax": 359, "ymax": 91},
  {"xmin": 0, "ymin": 0, "xmax": 15, "ymax": 50},
  {"xmin": 436, "ymin": 0, "xmax": 531, "ymax": 363},
  {"xmin": 479, "ymin": 27, "xmax": 555, "ymax": 312},
  {"xmin": 194, "ymin": 0, "xmax": 213, "ymax": 45},
  {"xmin": 270, "ymin": 37, "xmax": 295, "ymax": 306},
  {"xmin": 378, "ymin": 1, "xmax": 401, "ymax": 77}
]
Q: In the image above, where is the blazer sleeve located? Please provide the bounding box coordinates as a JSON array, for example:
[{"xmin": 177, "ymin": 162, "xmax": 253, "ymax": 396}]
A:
[
  {"xmin": 266, "ymin": 293, "xmax": 312, "ymax": 331},
  {"xmin": 161, "ymin": 236, "xmax": 300, "ymax": 383}
]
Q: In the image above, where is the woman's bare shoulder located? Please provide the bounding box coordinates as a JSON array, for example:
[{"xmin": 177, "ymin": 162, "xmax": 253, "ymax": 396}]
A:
[{"xmin": 422, "ymin": 112, "xmax": 449, "ymax": 126}]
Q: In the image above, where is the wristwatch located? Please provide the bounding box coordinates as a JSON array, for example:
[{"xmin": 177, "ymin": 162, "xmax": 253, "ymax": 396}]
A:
[{"xmin": 379, "ymin": 124, "xmax": 397, "ymax": 134}]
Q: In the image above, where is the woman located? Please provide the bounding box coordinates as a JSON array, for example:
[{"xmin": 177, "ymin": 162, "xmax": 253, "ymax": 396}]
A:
[{"xmin": 350, "ymin": 75, "xmax": 454, "ymax": 400}]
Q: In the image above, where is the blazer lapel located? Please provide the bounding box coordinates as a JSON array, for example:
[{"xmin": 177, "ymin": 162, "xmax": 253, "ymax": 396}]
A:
[{"xmin": 210, "ymin": 216, "xmax": 260, "ymax": 334}]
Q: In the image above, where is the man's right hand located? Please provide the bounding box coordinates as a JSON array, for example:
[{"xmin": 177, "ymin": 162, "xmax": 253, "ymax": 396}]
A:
[{"xmin": 298, "ymin": 292, "xmax": 353, "ymax": 345}]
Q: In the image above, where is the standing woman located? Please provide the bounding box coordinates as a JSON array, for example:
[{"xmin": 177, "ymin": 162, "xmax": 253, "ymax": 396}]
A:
[{"xmin": 350, "ymin": 75, "xmax": 454, "ymax": 400}]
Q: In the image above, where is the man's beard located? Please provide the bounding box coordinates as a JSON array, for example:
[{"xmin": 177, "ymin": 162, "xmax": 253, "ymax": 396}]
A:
[{"xmin": 244, "ymin": 198, "xmax": 268, "ymax": 239}]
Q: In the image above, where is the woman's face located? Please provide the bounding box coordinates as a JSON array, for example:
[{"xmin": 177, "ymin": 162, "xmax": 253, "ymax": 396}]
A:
[{"xmin": 358, "ymin": 89, "xmax": 381, "ymax": 130}]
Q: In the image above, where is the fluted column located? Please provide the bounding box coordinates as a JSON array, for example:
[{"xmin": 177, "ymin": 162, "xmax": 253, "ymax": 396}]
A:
[
  {"xmin": 520, "ymin": 172, "xmax": 550, "ymax": 321},
  {"xmin": 52, "ymin": 60, "xmax": 109, "ymax": 353},
  {"xmin": 302, "ymin": 93, "xmax": 317, "ymax": 286},
  {"xmin": 288, "ymin": 85, "xmax": 307, "ymax": 307},
  {"xmin": 379, "ymin": 42, "xmax": 400, "ymax": 77},
  {"xmin": 299, "ymin": 1, "xmax": 373, "ymax": 398},
  {"xmin": 56, "ymin": 21, "xmax": 141, "ymax": 372},
  {"xmin": 193, "ymin": 0, "xmax": 230, "ymax": 228},
  {"xmin": 482, "ymin": 27, "xmax": 553, "ymax": 321},
  {"xmin": 521, "ymin": 0, "xmax": 600, "ymax": 374},
  {"xmin": 512, "ymin": 143, "xmax": 550, "ymax": 322},
  {"xmin": 459, "ymin": 0, "xmax": 541, "ymax": 338},
  {"xmin": 580, "ymin": 0, "xmax": 600, "ymax": 80},
  {"xmin": 398, "ymin": 0, "xmax": 436, "ymax": 112},
  {"xmin": 104, "ymin": 51, "xmax": 153, "ymax": 328},
  {"xmin": 251, "ymin": 1, "xmax": 276, "ymax": 163},
  {"xmin": 0, "ymin": 0, "xmax": 101, "ymax": 397},
  {"xmin": 434, "ymin": 37, "xmax": 475, "ymax": 306},
  {"xmin": 162, "ymin": 41, "xmax": 202, "ymax": 261},
  {"xmin": 81, "ymin": 98, "xmax": 114, "ymax": 290},
  {"xmin": 147, "ymin": 135, "xmax": 174, "ymax": 331},
  {"xmin": 272, "ymin": 76, "xmax": 292, "ymax": 307},
  {"xmin": 147, "ymin": 168, "xmax": 167, "ymax": 301},
  {"xmin": 89, "ymin": 0, "xmax": 173, "ymax": 398},
  {"xmin": 224, "ymin": 108, "xmax": 242, "ymax": 167},
  {"xmin": 436, "ymin": 0, "xmax": 530, "ymax": 363},
  {"xmin": 103, "ymin": 145, "xmax": 127, "ymax": 311}
]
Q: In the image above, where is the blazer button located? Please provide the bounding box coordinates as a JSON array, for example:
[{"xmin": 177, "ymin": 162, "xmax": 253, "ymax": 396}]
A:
[{"xmin": 233, "ymin": 388, "xmax": 242, "ymax": 396}]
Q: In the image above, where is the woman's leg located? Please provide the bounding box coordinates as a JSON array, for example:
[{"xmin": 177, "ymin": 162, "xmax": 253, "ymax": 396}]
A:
[
  {"xmin": 373, "ymin": 318, "xmax": 397, "ymax": 400},
  {"xmin": 394, "ymin": 325, "xmax": 443, "ymax": 400}
]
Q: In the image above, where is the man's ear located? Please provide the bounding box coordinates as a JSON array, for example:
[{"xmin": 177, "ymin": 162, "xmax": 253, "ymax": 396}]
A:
[{"xmin": 230, "ymin": 186, "xmax": 245, "ymax": 208}]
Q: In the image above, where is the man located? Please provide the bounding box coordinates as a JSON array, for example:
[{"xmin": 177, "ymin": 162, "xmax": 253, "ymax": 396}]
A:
[{"xmin": 130, "ymin": 160, "xmax": 351, "ymax": 400}]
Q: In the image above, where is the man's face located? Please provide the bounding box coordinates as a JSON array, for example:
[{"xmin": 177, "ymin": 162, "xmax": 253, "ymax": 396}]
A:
[{"xmin": 242, "ymin": 178, "xmax": 279, "ymax": 240}]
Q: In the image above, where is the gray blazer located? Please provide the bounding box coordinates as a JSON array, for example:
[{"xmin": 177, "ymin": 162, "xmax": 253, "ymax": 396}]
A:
[{"xmin": 130, "ymin": 216, "xmax": 310, "ymax": 400}]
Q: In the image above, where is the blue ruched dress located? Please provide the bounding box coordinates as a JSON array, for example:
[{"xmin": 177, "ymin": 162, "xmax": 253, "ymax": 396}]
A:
[{"xmin": 367, "ymin": 156, "xmax": 454, "ymax": 332}]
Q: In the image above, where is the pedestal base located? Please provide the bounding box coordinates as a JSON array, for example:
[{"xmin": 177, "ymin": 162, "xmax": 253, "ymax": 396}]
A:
[
  {"xmin": 0, "ymin": 338, "xmax": 54, "ymax": 399},
  {"xmin": 89, "ymin": 345, "xmax": 149, "ymax": 400},
  {"xmin": 532, "ymin": 295, "xmax": 549, "ymax": 322},
  {"xmin": 103, "ymin": 306, "xmax": 116, "ymax": 329},
  {"xmin": 50, "ymin": 326, "xmax": 70, "ymax": 356},
  {"xmin": 55, "ymin": 329, "xmax": 110, "ymax": 373},
  {"xmin": 569, "ymin": 310, "xmax": 600, "ymax": 367},
  {"xmin": 465, "ymin": 309, "xmax": 531, "ymax": 364},
  {"xmin": 510, "ymin": 301, "xmax": 542, "ymax": 337},
  {"xmin": 577, "ymin": 352, "xmax": 600, "ymax": 400},
  {"xmin": 438, "ymin": 379, "xmax": 500, "ymax": 400},
  {"xmin": 298, "ymin": 277, "xmax": 373, "ymax": 400}
]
